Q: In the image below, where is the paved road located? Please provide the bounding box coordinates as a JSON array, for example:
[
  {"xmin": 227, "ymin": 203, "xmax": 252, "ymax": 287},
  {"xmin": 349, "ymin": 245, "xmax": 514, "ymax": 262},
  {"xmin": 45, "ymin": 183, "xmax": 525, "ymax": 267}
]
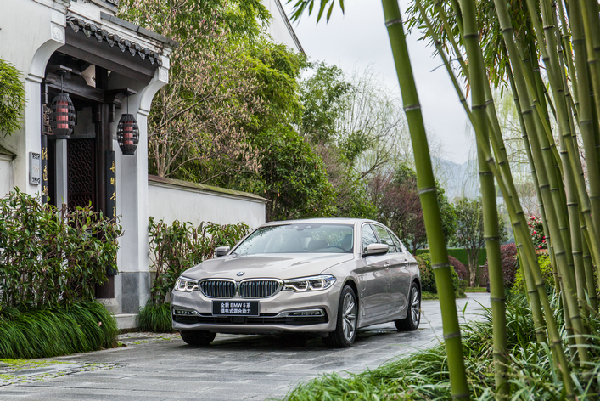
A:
[{"xmin": 0, "ymin": 293, "xmax": 490, "ymax": 401}]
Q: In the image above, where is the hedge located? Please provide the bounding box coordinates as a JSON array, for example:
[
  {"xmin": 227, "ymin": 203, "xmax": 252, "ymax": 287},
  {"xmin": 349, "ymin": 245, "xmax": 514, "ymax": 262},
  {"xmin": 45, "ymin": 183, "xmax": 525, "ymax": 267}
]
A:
[{"xmin": 416, "ymin": 248, "xmax": 487, "ymax": 267}]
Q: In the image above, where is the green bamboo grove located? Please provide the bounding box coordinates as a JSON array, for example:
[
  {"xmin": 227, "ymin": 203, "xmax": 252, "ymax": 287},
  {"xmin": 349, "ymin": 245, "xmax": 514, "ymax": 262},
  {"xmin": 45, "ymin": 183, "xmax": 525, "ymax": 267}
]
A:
[{"xmin": 290, "ymin": 0, "xmax": 600, "ymax": 398}]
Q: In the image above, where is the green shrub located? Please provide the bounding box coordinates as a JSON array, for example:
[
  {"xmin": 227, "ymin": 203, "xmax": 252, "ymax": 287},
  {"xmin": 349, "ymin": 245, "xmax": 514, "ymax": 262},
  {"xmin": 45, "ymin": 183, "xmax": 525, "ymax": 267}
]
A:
[
  {"xmin": 148, "ymin": 218, "xmax": 250, "ymax": 305},
  {"xmin": 416, "ymin": 253, "xmax": 460, "ymax": 296},
  {"xmin": 513, "ymin": 253, "xmax": 554, "ymax": 294},
  {"xmin": 458, "ymin": 279, "xmax": 468, "ymax": 295},
  {"xmin": 137, "ymin": 302, "xmax": 172, "ymax": 332},
  {"xmin": 0, "ymin": 189, "xmax": 122, "ymax": 308},
  {"xmin": 0, "ymin": 58, "xmax": 25, "ymax": 136},
  {"xmin": 0, "ymin": 301, "xmax": 117, "ymax": 359}
]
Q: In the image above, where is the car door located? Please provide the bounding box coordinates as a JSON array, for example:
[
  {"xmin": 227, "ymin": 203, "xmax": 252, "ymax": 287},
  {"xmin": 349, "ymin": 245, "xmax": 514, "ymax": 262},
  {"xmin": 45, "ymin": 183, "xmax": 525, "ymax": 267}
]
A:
[
  {"xmin": 388, "ymin": 230, "xmax": 413, "ymax": 317},
  {"xmin": 357, "ymin": 223, "xmax": 391, "ymax": 322},
  {"xmin": 372, "ymin": 224, "xmax": 406, "ymax": 317}
]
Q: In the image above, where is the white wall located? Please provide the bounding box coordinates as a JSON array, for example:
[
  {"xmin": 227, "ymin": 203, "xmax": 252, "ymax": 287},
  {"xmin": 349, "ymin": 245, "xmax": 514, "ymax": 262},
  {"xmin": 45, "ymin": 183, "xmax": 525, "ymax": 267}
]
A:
[
  {"xmin": 0, "ymin": 156, "xmax": 14, "ymax": 198},
  {"xmin": 148, "ymin": 176, "xmax": 267, "ymax": 230},
  {"xmin": 262, "ymin": 0, "xmax": 304, "ymax": 53},
  {"xmin": 0, "ymin": 0, "xmax": 65, "ymax": 197}
]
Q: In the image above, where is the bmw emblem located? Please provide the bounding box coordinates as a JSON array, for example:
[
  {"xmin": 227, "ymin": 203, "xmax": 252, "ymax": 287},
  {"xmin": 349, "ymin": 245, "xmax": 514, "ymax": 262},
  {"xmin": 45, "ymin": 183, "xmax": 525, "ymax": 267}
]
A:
[{"xmin": 237, "ymin": 271, "xmax": 245, "ymax": 276}]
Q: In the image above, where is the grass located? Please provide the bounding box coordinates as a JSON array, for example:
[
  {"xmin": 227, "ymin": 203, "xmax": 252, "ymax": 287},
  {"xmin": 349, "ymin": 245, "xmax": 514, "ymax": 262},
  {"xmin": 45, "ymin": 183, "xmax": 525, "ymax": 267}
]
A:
[
  {"xmin": 282, "ymin": 292, "xmax": 600, "ymax": 400},
  {"xmin": 0, "ymin": 301, "xmax": 118, "ymax": 359},
  {"xmin": 137, "ymin": 302, "xmax": 173, "ymax": 332},
  {"xmin": 422, "ymin": 291, "xmax": 467, "ymax": 300},
  {"xmin": 465, "ymin": 287, "xmax": 488, "ymax": 293}
]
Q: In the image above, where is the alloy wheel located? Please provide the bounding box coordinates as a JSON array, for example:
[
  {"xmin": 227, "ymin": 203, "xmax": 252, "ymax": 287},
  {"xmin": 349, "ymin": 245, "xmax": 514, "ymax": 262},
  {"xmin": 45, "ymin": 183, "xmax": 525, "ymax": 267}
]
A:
[
  {"xmin": 342, "ymin": 291, "xmax": 357, "ymax": 341},
  {"xmin": 411, "ymin": 287, "xmax": 420, "ymax": 325}
]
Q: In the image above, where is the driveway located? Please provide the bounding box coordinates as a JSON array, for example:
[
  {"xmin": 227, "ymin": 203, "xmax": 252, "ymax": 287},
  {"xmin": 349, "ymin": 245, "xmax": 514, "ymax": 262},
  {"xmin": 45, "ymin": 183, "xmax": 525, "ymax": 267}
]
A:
[{"xmin": 0, "ymin": 293, "xmax": 490, "ymax": 401}]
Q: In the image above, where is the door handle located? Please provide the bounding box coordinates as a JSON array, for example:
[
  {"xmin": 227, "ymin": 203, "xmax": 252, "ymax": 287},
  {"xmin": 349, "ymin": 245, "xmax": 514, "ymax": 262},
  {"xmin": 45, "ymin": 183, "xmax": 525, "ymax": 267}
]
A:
[{"xmin": 384, "ymin": 262, "xmax": 390, "ymax": 268}]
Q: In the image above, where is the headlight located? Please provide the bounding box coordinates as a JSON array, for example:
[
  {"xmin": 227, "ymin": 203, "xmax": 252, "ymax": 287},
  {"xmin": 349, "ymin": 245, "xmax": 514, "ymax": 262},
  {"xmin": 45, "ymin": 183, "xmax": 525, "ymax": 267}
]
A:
[
  {"xmin": 174, "ymin": 276, "xmax": 199, "ymax": 292},
  {"xmin": 283, "ymin": 275, "xmax": 336, "ymax": 292}
]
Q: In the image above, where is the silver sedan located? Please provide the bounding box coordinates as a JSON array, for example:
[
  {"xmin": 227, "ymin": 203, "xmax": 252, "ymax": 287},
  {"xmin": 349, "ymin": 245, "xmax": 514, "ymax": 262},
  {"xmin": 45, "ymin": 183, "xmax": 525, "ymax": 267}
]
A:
[{"xmin": 171, "ymin": 218, "xmax": 421, "ymax": 347}]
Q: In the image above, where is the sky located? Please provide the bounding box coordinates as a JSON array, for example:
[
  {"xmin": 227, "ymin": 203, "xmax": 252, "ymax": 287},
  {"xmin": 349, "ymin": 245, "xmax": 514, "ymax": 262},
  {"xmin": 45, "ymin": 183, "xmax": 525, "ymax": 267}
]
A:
[{"xmin": 282, "ymin": 1, "xmax": 472, "ymax": 164}]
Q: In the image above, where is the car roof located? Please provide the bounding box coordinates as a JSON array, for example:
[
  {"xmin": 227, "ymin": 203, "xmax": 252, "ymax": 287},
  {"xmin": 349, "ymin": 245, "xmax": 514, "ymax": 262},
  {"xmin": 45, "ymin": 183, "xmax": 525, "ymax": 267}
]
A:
[{"xmin": 259, "ymin": 217, "xmax": 378, "ymax": 227}]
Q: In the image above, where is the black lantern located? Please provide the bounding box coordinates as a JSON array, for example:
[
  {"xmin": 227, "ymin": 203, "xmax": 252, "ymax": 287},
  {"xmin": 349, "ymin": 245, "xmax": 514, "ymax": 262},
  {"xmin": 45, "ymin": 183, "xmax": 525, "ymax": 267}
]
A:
[
  {"xmin": 49, "ymin": 73, "xmax": 76, "ymax": 138},
  {"xmin": 116, "ymin": 96, "xmax": 139, "ymax": 155}
]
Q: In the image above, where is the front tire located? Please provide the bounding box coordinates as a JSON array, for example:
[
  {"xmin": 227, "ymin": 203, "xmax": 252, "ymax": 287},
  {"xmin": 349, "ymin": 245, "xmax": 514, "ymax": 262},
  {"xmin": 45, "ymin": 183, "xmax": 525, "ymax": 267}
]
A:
[
  {"xmin": 323, "ymin": 285, "xmax": 358, "ymax": 348},
  {"xmin": 180, "ymin": 330, "xmax": 216, "ymax": 346},
  {"xmin": 395, "ymin": 282, "xmax": 420, "ymax": 331}
]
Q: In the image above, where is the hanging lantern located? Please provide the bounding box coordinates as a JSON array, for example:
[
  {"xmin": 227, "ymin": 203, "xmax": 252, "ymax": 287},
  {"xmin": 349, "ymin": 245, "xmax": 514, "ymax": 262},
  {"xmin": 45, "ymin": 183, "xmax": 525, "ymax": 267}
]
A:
[
  {"xmin": 49, "ymin": 91, "xmax": 76, "ymax": 138},
  {"xmin": 117, "ymin": 113, "xmax": 139, "ymax": 155},
  {"xmin": 117, "ymin": 95, "xmax": 139, "ymax": 155}
]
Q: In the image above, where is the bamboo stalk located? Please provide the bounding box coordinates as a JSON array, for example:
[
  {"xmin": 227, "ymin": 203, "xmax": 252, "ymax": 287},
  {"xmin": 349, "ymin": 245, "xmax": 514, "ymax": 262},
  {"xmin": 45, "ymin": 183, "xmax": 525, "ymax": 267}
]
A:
[
  {"xmin": 416, "ymin": 3, "xmax": 508, "ymax": 396},
  {"xmin": 569, "ymin": 0, "xmax": 600, "ymax": 307},
  {"xmin": 381, "ymin": 1, "xmax": 470, "ymax": 398},
  {"xmin": 493, "ymin": 0, "xmax": 575, "ymax": 393},
  {"xmin": 460, "ymin": 11, "xmax": 509, "ymax": 395}
]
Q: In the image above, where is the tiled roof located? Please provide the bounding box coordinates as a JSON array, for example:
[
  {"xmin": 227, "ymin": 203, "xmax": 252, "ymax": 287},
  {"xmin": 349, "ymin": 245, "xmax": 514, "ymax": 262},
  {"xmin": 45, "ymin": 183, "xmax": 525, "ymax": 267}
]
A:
[{"xmin": 66, "ymin": 15, "xmax": 164, "ymax": 66}]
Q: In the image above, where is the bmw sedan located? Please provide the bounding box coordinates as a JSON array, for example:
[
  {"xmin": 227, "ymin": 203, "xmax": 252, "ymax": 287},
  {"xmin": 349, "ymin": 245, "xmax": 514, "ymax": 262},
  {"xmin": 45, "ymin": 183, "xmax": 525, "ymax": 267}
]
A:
[{"xmin": 171, "ymin": 218, "xmax": 421, "ymax": 348}]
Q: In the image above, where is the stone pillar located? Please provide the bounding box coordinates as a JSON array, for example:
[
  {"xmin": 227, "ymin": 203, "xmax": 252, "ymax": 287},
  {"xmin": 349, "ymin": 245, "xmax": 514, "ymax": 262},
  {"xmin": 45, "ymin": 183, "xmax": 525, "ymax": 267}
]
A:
[
  {"xmin": 115, "ymin": 63, "xmax": 169, "ymax": 314},
  {"xmin": 54, "ymin": 138, "xmax": 68, "ymax": 206}
]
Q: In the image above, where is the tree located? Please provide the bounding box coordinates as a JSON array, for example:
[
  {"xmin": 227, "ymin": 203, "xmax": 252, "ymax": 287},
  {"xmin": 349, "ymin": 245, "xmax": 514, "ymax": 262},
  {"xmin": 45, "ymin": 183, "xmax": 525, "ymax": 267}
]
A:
[
  {"xmin": 0, "ymin": 59, "xmax": 25, "ymax": 137},
  {"xmin": 253, "ymin": 127, "xmax": 335, "ymax": 221},
  {"xmin": 300, "ymin": 62, "xmax": 352, "ymax": 145},
  {"xmin": 120, "ymin": 1, "xmax": 337, "ymax": 221},
  {"xmin": 453, "ymin": 198, "xmax": 506, "ymax": 285},
  {"xmin": 119, "ymin": 0, "xmax": 269, "ymax": 180},
  {"xmin": 453, "ymin": 198, "xmax": 484, "ymax": 286},
  {"xmin": 373, "ymin": 165, "xmax": 456, "ymax": 254},
  {"xmin": 299, "ymin": 62, "xmax": 411, "ymax": 219}
]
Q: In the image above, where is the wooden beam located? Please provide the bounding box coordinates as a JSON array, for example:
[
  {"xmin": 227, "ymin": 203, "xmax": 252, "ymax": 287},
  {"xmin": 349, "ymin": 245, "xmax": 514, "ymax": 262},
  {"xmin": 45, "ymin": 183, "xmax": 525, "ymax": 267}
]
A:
[
  {"xmin": 61, "ymin": 29, "xmax": 154, "ymax": 83},
  {"xmin": 45, "ymin": 73, "xmax": 104, "ymax": 103}
]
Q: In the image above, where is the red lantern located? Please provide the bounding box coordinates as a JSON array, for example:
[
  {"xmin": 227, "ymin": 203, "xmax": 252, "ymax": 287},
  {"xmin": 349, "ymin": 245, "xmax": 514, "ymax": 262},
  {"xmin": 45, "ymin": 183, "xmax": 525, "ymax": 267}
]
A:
[
  {"xmin": 117, "ymin": 113, "xmax": 139, "ymax": 155},
  {"xmin": 48, "ymin": 72, "xmax": 76, "ymax": 138},
  {"xmin": 49, "ymin": 92, "xmax": 76, "ymax": 137}
]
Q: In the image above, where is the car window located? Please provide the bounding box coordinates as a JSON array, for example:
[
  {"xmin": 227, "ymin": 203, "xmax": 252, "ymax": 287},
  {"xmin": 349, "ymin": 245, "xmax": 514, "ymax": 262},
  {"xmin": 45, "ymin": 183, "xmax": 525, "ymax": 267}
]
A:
[
  {"xmin": 388, "ymin": 229, "xmax": 405, "ymax": 253},
  {"xmin": 361, "ymin": 224, "xmax": 378, "ymax": 253},
  {"xmin": 232, "ymin": 223, "xmax": 354, "ymax": 255},
  {"xmin": 373, "ymin": 224, "xmax": 397, "ymax": 252}
]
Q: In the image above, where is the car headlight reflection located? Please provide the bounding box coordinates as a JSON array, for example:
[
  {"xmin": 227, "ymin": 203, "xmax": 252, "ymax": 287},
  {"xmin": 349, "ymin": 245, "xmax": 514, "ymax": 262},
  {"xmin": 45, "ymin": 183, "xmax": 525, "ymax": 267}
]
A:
[
  {"xmin": 283, "ymin": 275, "xmax": 336, "ymax": 292},
  {"xmin": 174, "ymin": 276, "xmax": 199, "ymax": 292}
]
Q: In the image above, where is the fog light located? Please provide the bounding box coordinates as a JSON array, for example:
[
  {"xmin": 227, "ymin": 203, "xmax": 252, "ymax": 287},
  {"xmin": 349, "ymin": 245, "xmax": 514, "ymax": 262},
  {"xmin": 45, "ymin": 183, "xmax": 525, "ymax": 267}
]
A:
[
  {"xmin": 287, "ymin": 309, "xmax": 325, "ymax": 317},
  {"xmin": 173, "ymin": 309, "xmax": 195, "ymax": 316}
]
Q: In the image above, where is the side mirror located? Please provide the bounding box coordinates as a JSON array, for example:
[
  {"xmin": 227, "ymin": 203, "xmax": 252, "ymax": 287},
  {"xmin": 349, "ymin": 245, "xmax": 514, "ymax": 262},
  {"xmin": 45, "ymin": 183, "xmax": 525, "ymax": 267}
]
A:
[
  {"xmin": 363, "ymin": 243, "xmax": 389, "ymax": 256},
  {"xmin": 215, "ymin": 246, "xmax": 230, "ymax": 257}
]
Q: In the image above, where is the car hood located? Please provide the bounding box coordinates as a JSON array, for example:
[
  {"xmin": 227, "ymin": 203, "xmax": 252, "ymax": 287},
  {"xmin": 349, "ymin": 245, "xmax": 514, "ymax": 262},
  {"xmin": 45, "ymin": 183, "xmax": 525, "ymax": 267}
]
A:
[{"xmin": 181, "ymin": 253, "xmax": 355, "ymax": 280}]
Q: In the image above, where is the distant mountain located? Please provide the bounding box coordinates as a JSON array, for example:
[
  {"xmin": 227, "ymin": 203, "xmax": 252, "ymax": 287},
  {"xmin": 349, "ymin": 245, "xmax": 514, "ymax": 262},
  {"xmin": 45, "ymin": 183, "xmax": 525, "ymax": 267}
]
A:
[{"xmin": 432, "ymin": 157, "xmax": 480, "ymax": 201}]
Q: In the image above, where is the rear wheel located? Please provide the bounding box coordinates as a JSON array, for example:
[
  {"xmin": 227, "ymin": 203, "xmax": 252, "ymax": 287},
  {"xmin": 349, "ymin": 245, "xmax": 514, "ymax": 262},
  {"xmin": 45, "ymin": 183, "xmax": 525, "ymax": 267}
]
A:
[
  {"xmin": 323, "ymin": 285, "xmax": 358, "ymax": 348},
  {"xmin": 395, "ymin": 282, "xmax": 420, "ymax": 331},
  {"xmin": 180, "ymin": 330, "xmax": 216, "ymax": 346}
]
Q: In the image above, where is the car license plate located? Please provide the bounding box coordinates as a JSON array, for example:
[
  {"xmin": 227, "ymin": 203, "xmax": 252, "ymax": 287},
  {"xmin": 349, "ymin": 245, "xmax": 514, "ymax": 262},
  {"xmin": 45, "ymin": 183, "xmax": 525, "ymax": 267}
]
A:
[{"xmin": 212, "ymin": 301, "xmax": 259, "ymax": 316}]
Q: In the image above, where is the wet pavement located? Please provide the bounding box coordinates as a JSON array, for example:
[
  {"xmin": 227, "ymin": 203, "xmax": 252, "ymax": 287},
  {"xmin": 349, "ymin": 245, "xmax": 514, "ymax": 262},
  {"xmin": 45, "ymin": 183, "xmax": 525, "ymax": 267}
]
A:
[{"xmin": 0, "ymin": 292, "xmax": 490, "ymax": 401}]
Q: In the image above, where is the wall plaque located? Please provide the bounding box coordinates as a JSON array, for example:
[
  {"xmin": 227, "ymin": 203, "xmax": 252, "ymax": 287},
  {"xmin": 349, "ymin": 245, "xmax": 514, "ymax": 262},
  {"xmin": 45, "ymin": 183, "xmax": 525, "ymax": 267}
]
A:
[{"xmin": 30, "ymin": 152, "xmax": 41, "ymax": 185}]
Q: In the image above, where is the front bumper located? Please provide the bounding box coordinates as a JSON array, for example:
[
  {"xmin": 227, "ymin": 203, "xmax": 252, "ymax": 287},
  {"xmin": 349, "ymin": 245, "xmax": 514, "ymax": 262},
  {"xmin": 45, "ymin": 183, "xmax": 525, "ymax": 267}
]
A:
[{"xmin": 171, "ymin": 284, "xmax": 341, "ymax": 334}]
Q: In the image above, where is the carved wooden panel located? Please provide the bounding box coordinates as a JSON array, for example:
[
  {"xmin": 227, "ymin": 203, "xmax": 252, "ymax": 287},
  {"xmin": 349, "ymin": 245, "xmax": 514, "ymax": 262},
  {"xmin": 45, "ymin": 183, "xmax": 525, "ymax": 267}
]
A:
[{"xmin": 67, "ymin": 138, "xmax": 96, "ymax": 210}]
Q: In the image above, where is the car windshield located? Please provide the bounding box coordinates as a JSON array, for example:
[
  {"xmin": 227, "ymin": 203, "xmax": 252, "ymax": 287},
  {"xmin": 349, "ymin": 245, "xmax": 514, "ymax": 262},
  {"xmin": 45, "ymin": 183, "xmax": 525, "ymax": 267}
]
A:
[{"xmin": 232, "ymin": 223, "xmax": 354, "ymax": 255}]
